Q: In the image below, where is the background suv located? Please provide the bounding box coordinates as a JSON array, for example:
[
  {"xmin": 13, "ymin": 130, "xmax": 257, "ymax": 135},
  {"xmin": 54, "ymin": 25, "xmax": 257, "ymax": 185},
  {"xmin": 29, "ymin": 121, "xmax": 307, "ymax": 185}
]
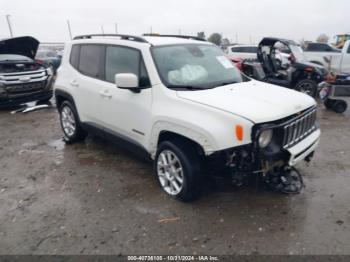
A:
[{"xmin": 0, "ymin": 36, "xmax": 53, "ymax": 107}]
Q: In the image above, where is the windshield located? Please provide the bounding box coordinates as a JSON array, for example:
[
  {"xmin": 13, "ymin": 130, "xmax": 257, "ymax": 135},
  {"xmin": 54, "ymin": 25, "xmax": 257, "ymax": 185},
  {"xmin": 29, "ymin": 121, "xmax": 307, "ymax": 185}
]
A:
[
  {"xmin": 289, "ymin": 45, "xmax": 305, "ymax": 62},
  {"xmin": 152, "ymin": 44, "xmax": 247, "ymax": 89}
]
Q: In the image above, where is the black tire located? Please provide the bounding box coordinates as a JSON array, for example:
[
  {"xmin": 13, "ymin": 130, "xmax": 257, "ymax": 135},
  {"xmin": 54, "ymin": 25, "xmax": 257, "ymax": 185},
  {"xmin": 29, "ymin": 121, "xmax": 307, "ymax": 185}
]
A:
[
  {"xmin": 332, "ymin": 100, "xmax": 348, "ymax": 114},
  {"xmin": 154, "ymin": 139, "xmax": 201, "ymax": 202},
  {"xmin": 295, "ymin": 79, "xmax": 318, "ymax": 98},
  {"xmin": 59, "ymin": 100, "xmax": 87, "ymax": 143},
  {"xmin": 324, "ymin": 98, "xmax": 335, "ymax": 110}
]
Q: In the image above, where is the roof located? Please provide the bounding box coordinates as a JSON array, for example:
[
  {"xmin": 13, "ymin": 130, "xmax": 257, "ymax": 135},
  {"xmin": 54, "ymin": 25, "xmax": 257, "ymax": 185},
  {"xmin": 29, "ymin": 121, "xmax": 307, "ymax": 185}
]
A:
[
  {"xmin": 143, "ymin": 36, "xmax": 210, "ymax": 46},
  {"xmin": 227, "ymin": 44, "xmax": 258, "ymax": 48},
  {"xmin": 72, "ymin": 34, "xmax": 211, "ymax": 47},
  {"xmin": 258, "ymin": 37, "xmax": 297, "ymax": 47}
]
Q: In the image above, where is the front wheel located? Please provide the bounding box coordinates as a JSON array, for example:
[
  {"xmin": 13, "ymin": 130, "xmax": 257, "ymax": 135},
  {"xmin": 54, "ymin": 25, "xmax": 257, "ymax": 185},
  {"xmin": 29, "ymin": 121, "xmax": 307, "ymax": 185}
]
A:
[
  {"xmin": 154, "ymin": 140, "xmax": 201, "ymax": 202},
  {"xmin": 295, "ymin": 79, "xmax": 318, "ymax": 98}
]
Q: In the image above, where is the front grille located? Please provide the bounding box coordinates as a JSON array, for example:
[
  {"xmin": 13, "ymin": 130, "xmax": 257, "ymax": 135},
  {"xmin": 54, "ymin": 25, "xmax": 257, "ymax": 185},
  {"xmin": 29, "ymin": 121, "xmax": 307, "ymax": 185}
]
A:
[
  {"xmin": 282, "ymin": 108, "xmax": 317, "ymax": 149},
  {"xmin": 6, "ymin": 81, "xmax": 45, "ymax": 94},
  {"xmin": 0, "ymin": 70, "xmax": 48, "ymax": 85}
]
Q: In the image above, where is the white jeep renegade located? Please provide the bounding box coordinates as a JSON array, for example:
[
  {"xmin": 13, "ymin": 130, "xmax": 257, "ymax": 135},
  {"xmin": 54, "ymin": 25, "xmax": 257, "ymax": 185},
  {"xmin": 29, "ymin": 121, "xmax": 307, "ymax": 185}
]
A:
[{"xmin": 54, "ymin": 34, "xmax": 321, "ymax": 201}]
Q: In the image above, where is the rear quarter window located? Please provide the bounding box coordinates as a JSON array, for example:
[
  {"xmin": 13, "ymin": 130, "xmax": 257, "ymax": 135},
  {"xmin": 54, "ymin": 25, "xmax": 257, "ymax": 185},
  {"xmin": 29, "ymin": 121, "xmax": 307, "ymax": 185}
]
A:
[{"xmin": 69, "ymin": 45, "xmax": 80, "ymax": 69}]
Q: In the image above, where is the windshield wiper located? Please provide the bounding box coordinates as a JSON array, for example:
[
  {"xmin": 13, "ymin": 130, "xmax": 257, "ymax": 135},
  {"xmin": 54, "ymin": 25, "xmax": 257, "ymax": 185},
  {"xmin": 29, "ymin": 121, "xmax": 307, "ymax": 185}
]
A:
[
  {"xmin": 167, "ymin": 85, "xmax": 205, "ymax": 90},
  {"xmin": 213, "ymin": 81, "xmax": 238, "ymax": 88}
]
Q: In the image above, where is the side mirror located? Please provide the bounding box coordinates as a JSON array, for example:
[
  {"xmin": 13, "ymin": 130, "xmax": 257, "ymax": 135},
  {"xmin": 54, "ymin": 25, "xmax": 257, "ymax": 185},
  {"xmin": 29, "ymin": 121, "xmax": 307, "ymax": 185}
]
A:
[{"xmin": 115, "ymin": 73, "xmax": 139, "ymax": 90}]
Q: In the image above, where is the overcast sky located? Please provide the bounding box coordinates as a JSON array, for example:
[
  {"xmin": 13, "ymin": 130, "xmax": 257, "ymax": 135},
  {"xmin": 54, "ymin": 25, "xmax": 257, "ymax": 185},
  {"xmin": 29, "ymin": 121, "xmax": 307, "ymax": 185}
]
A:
[{"xmin": 1, "ymin": 0, "xmax": 349, "ymax": 44}]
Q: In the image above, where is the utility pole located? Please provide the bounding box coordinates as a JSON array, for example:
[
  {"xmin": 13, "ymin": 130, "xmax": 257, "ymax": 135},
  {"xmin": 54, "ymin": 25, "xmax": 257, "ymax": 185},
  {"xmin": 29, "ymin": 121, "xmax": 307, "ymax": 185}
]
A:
[
  {"xmin": 6, "ymin": 15, "xmax": 13, "ymax": 37},
  {"xmin": 101, "ymin": 25, "xmax": 105, "ymax": 34},
  {"xmin": 115, "ymin": 23, "xmax": 118, "ymax": 34},
  {"xmin": 67, "ymin": 20, "xmax": 72, "ymax": 40}
]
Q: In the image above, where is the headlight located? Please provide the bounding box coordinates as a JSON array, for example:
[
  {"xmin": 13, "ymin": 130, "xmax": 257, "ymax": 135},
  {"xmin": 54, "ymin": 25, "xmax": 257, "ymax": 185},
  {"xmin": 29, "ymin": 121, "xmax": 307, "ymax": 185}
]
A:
[{"xmin": 258, "ymin": 129, "xmax": 273, "ymax": 148}]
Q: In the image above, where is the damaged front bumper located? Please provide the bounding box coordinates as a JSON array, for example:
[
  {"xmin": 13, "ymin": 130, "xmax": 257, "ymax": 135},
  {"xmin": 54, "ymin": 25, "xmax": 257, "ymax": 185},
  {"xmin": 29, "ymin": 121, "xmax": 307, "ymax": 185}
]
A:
[
  {"xmin": 287, "ymin": 128, "xmax": 320, "ymax": 166},
  {"xmin": 207, "ymin": 106, "xmax": 321, "ymax": 193}
]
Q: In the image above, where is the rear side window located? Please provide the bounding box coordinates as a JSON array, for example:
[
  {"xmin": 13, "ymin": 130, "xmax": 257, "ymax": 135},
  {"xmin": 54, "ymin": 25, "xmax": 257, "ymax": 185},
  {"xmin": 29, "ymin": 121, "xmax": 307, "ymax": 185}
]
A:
[
  {"xmin": 105, "ymin": 46, "xmax": 150, "ymax": 87},
  {"xmin": 69, "ymin": 45, "xmax": 80, "ymax": 69},
  {"xmin": 249, "ymin": 47, "xmax": 258, "ymax": 53},
  {"xmin": 306, "ymin": 43, "xmax": 331, "ymax": 52},
  {"xmin": 231, "ymin": 46, "xmax": 256, "ymax": 53},
  {"xmin": 78, "ymin": 45, "xmax": 104, "ymax": 78},
  {"xmin": 231, "ymin": 47, "xmax": 244, "ymax": 53}
]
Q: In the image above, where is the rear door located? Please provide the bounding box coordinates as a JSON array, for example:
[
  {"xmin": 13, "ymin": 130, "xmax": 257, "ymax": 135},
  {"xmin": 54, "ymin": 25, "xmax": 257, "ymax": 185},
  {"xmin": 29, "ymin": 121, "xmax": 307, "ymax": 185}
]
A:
[{"xmin": 73, "ymin": 44, "xmax": 105, "ymax": 124}]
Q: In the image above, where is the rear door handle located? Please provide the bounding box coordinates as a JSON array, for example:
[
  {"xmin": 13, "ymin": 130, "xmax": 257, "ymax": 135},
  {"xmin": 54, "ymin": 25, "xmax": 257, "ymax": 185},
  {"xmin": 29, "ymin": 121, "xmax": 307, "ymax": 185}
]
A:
[
  {"xmin": 99, "ymin": 90, "xmax": 112, "ymax": 98},
  {"xmin": 70, "ymin": 80, "xmax": 79, "ymax": 87}
]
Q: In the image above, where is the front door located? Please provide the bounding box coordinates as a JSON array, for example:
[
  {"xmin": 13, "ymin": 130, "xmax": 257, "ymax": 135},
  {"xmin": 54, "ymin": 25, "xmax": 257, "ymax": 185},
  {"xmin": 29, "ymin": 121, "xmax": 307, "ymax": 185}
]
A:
[{"xmin": 99, "ymin": 45, "xmax": 152, "ymax": 147}]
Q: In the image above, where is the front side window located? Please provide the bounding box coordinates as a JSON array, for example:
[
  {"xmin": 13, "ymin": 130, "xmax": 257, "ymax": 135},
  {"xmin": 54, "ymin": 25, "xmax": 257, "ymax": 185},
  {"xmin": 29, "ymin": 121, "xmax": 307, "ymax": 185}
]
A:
[
  {"xmin": 105, "ymin": 46, "xmax": 150, "ymax": 87},
  {"xmin": 78, "ymin": 45, "xmax": 104, "ymax": 78},
  {"xmin": 152, "ymin": 44, "xmax": 247, "ymax": 89}
]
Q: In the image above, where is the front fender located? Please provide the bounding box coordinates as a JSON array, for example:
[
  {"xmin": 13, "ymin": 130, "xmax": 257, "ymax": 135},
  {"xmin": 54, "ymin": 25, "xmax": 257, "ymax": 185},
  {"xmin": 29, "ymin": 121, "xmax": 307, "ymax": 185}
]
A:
[{"xmin": 148, "ymin": 121, "xmax": 217, "ymax": 158}]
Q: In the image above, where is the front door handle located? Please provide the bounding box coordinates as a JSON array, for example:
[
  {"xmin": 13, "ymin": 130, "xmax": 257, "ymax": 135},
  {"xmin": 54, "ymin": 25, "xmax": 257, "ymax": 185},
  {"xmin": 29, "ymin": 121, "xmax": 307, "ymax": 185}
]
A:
[
  {"xmin": 99, "ymin": 90, "xmax": 112, "ymax": 98},
  {"xmin": 70, "ymin": 80, "xmax": 79, "ymax": 87}
]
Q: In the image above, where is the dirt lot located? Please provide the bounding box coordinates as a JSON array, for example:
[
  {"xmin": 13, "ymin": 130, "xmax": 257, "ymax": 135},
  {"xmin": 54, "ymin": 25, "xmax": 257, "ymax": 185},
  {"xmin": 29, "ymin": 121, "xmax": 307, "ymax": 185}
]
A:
[{"xmin": 0, "ymin": 102, "xmax": 349, "ymax": 255}]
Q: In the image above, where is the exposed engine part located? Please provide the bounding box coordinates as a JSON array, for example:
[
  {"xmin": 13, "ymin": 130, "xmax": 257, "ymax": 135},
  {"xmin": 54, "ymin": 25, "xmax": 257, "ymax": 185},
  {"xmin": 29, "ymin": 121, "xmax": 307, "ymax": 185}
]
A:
[
  {"xmin": 226, "ymin": 149, "xmax": 257, "ymax": 186},
  {"xmin": 264, "ymin": 166, "xmax": 304, "ymax": 194}
]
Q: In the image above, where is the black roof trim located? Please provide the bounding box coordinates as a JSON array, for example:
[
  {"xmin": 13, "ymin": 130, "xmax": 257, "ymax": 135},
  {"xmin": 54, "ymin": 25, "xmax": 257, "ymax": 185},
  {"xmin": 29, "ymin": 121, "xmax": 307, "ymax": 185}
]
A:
[
  {"xmin": 73, "ymin": 34, "xmax": 150, "ymax": 44},
  {"xmin": 143, "ymin": 34, "xmax": 207, "ymax": 42}
]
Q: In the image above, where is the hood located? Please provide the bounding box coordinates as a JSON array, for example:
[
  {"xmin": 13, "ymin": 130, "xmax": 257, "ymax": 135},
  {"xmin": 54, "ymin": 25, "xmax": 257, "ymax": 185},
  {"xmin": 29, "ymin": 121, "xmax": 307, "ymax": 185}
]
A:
[
  {"xmin": 0, "ymin": 36, "xmax": 39, "ymax": 59},
  {"xmin": 176, "ymin": 80, "xmax": 316, "ymax": 124},
  {"xmin": 295, "ymin": 60, "xmax": 325, "ymax": 69},
  {"xmin": 294, "ymin": 61, "xmax": 328, "ymax": 75}
]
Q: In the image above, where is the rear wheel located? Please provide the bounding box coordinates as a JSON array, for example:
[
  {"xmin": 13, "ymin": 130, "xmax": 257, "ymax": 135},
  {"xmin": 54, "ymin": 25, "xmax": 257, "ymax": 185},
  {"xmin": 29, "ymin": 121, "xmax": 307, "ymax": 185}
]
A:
[
  {"xmin": 154, "ymin": 140, "xmax": 201, "ymax": 202},
  {"xmin": 332, "ymin": 100, "xmax": 347, "ymax": 113},
  {"xmin": 59, "ymin": 101, "xmax": 87, "ymax": 143},
  {"xmin": 295, "ymin": 79, "xmax": 318, "ymax": 98}
]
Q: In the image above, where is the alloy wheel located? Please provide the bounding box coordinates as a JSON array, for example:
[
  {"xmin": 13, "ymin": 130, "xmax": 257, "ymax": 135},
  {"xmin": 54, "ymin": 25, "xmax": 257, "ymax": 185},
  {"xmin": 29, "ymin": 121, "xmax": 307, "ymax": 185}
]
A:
[
  {"xmin": 157, "ymin": 150, "xmax": 184, "ymax": 196},
  {"xmin": 61, "ymin": 106, "xmax": 76, "ymax": 137}
]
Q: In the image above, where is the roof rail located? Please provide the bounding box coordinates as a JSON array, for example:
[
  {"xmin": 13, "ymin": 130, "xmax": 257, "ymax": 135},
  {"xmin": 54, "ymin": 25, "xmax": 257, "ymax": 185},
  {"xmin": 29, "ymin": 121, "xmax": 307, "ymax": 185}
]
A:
[
  {"xmin": 73, "ymin": 34, "xmax": 149, "ymax": 44},
  {"xmin": 142, "ymin": 34, "xmax": 207, "ymax": 42}
]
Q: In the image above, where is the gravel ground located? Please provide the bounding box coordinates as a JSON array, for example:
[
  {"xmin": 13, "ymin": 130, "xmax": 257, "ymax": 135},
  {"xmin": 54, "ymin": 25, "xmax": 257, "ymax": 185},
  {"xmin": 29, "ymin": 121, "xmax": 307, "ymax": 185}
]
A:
[{"xmin": 0, "ymin": 101, "xmax": 349, "ymax": 255}]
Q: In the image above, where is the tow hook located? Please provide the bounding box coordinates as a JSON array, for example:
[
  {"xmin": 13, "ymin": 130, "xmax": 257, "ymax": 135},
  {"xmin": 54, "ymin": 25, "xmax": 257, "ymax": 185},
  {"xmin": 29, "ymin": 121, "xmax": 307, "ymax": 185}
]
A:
[
  {"xmin": 265, "ymin": 166, "xmax": 304, "ymax": 194},
  {"xmin": 304, "ymin": 152, "xmax": 314, "ymax": 163}
]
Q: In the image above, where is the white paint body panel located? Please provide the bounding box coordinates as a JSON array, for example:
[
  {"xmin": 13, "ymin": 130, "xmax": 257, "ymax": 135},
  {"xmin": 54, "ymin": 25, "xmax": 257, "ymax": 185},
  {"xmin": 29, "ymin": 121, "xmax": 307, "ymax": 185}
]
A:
[
  {"xmin": 55, "ymin": 36, "xmax": 320, "ymax": 164},
  {"xmin": 303, "ymin": 40, "xmax": 350, "ymax": 74},
  {"xmin": 226, "ymin": 45, "xmax": 257, "ymax": 60}
]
